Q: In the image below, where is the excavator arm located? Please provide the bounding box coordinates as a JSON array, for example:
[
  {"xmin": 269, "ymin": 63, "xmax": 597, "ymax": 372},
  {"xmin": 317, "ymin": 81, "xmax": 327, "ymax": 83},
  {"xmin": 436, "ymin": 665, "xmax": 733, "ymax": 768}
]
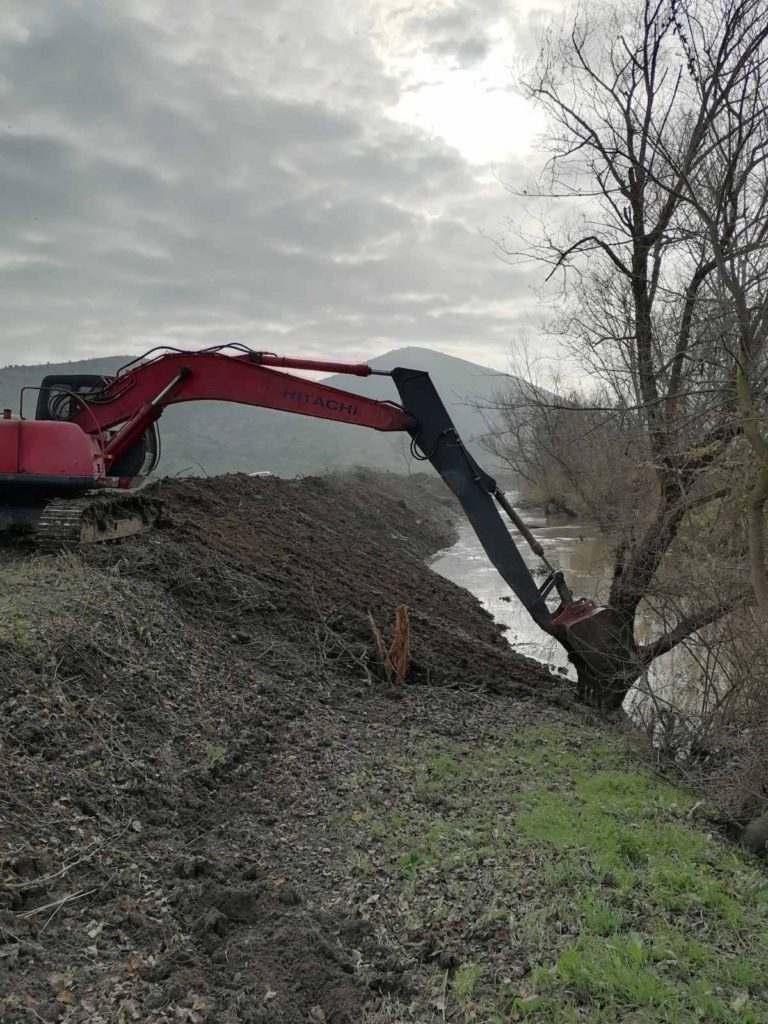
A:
[
  {"xmin": 391, "ymin": 367, "xmax": 559, "ymax": 627},
  {"xmin": 69, "ymin": 348, "xmax": 415, "ymax": 438},
  {"xmin": 63, "ymin": 345, "xmax": 579, "ymax": 632}
]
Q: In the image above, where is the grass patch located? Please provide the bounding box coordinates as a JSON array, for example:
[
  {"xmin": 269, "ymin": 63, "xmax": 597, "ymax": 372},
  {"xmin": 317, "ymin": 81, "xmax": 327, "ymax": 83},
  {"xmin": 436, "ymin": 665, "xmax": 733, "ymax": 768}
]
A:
[{"xmin": 338, "ymin": 720, "xmax": 768, "ymax": 1022}]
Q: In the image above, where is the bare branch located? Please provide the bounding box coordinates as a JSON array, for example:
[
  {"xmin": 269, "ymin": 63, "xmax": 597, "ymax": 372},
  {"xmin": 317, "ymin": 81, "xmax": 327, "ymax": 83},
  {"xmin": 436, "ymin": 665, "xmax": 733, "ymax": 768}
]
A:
[{"xmin": 639, "ymin": 592, "xmax": 751, "ymax": 662}]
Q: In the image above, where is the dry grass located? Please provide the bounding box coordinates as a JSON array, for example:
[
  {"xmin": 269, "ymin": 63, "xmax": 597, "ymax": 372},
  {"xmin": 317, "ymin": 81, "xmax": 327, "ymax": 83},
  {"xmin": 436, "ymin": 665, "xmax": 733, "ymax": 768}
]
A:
[{"xmin": 368, "ymin": 604, "xmax": 411, "ymax": 686}]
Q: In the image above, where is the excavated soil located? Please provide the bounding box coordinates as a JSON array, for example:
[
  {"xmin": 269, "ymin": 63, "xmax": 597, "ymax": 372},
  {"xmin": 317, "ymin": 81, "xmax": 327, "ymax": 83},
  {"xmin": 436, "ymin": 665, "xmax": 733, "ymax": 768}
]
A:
[{"xmin": 0, "ymin": 471, "xmax": 570, "ymax": 1023}]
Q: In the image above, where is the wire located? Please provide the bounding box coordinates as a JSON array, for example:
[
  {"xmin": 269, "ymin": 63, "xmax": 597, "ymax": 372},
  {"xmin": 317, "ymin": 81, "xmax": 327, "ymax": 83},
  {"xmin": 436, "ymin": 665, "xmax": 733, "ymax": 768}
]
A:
[
  {"xmin": 115, "ymin": 341, "xmax": 275, "ymax": 378},
  {"xmin": 409, "ymin": 427, "xmax": 465, "ymax": 461},
  {"xmin": 410, "ymin": 433, "xmax": 442, "ymax": 460}
]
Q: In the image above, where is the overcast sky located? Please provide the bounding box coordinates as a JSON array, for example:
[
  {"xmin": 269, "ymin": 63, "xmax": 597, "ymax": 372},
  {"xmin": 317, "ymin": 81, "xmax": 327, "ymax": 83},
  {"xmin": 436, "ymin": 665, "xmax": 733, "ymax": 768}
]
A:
[{"xmin": 0, "ymin": 0, "xmax": 562, "ymax": 369}]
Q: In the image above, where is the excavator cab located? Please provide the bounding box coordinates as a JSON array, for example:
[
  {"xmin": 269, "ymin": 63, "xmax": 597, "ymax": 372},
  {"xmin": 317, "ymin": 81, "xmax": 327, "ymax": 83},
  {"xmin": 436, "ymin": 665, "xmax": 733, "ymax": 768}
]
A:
[
  {"xmin": 36, "ymin": 374, "xmax": 160, "ymax": 479},
  {"xmin": 0, "ymin": 373, "xmax": 162, "ymax": 544},
  {"xmin": 35, "ymin": 374, "xmax": 111, "ymax": 422}
]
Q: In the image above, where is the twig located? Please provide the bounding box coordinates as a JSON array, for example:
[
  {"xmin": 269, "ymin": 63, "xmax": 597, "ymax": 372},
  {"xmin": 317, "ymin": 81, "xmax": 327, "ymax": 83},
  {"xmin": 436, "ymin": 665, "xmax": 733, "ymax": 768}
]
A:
[
  {"xmin": 17, "ymin": 887, "xmax": 96, "ymax": 922},
  {"xmin": 3, "ymin": 841, "xmax": 104, "ymax": 893}
]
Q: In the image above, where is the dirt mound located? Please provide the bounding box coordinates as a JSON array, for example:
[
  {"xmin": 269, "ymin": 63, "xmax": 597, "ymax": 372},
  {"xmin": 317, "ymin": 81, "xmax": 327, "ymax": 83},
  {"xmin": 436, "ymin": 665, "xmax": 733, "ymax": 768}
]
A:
[
  {"xmin": 0, "ymin": 471, "xmax": 565, "ymax": 1023},
  {"xmin": 94, "ymin": 471, "xmax": 555, "ymax": 695}
]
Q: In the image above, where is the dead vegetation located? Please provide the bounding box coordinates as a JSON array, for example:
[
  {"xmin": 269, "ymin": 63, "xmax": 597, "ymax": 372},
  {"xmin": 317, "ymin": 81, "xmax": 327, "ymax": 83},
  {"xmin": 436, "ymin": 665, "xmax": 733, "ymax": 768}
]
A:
[{"xmin": 368, "ymin": 605, "xmax": 411, "ymax": 688}]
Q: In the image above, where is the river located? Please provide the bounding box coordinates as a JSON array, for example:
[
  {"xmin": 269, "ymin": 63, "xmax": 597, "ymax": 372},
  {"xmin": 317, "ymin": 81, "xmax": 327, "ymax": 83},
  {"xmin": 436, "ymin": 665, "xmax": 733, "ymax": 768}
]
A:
[{"xmin": 430, "ymin": 498, "xmax": 693, "ymax": 706}]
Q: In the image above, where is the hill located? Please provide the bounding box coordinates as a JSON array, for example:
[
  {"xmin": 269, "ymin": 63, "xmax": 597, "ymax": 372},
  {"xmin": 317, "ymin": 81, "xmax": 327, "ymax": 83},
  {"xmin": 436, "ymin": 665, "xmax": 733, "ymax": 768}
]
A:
[{"xmin": 0, "ymin": 347, "xmax": 513, "ymax": 477}]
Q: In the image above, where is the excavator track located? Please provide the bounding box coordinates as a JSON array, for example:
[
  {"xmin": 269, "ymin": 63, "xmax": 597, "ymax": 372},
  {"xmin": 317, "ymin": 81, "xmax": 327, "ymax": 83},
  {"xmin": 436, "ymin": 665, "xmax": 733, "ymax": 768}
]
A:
[{"xmin": 36, "ymin": 490, "xmax": 163, "ymax": 553}]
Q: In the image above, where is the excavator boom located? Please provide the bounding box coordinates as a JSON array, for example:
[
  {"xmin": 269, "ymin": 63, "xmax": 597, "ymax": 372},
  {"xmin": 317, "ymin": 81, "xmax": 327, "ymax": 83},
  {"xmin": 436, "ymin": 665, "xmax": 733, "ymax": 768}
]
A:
[{"xmin": 68, "ymin": 349, "xmax": 415, "ymax": 443}]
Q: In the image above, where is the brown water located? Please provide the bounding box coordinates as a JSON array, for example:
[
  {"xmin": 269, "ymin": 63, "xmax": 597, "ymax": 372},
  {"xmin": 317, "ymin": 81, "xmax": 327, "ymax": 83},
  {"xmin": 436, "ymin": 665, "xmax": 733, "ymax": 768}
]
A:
[{"xmin": 431, "ymin": 499, "xmax": 692, "ymax": 704}]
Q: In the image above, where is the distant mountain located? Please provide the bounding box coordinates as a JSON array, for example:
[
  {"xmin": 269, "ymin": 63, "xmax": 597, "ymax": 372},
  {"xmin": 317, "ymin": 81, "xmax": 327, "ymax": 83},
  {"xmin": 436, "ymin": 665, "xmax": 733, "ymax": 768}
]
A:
[{"xmin": 0, "ymin": 347, "xmax": 517, "ymax": 477}]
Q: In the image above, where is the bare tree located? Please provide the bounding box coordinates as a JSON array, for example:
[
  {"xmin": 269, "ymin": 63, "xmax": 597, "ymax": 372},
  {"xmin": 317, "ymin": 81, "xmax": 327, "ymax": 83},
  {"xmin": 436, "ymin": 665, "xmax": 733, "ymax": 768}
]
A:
[
  {"xmin": 490, "ymin": 0, "xmax": 768, "ymax": 707},
  {"xmin": 478, "ymin": 352, "xmax": 650, "ymax": 528},
  {"xmin": 667, "ymin": 2, "xmax": 768, "ymax": 616}
]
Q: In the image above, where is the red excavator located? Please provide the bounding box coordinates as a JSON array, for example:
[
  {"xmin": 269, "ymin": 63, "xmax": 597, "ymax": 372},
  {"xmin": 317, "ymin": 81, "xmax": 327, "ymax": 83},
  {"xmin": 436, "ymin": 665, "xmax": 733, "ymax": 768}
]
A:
[{"xmin": 0, "ymin": 344, "xmax": 616, "ymax": 678}]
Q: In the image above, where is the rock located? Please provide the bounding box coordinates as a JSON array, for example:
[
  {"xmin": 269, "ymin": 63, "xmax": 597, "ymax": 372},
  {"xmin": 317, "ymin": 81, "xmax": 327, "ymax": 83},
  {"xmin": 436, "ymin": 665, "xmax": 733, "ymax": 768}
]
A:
[{"xmin": 741, "ymin": 810, "xmax": 768, "ymax": 855}]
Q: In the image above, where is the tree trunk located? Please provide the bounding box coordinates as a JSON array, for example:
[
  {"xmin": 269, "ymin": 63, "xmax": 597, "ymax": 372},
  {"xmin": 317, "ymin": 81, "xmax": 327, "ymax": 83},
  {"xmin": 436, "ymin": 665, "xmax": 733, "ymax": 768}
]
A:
[
  {"xmin": 543, "ymin": 497, "xmax": 579, "ymax": 518},
  {"xmin": 736, "ymin": 361, "xmax": 768, "ymax": 620},
  {"xmin": 553, "ymin": 606, "xmax": 642, "ymax": 710}
]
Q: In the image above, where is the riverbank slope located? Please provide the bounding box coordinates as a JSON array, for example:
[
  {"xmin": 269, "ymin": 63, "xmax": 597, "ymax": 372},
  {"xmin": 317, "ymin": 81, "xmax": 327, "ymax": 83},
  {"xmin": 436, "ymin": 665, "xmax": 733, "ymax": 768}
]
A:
[{"xmin": 1, "ymin": 472, "xmax": 766, "ymax": 1023}]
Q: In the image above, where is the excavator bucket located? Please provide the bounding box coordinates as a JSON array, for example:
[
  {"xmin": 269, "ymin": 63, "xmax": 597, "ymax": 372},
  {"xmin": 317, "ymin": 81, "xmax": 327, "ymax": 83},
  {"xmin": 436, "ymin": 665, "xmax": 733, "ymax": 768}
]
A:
[{"xmin": 551, "ymin": 599, "xmax": 630, "ymax": 701}]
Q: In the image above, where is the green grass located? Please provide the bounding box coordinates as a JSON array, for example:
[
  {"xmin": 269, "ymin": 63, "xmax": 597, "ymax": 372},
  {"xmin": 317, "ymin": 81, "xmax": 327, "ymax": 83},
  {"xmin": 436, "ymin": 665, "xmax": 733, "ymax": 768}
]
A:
[{"xmin": 338, "ymin": 722, "xmax": 768, "ymax": 1023}]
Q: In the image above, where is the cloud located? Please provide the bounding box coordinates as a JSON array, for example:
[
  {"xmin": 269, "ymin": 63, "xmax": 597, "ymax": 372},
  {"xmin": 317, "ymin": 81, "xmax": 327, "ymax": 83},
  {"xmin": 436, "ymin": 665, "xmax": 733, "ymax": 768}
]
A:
[
  {"xmin": 0, "ymin": 0, "xmax": 544, "ymax": 367},
  {"xmin": 403, "ymin": 1, "xmax": 508, "ymax": 68}
]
